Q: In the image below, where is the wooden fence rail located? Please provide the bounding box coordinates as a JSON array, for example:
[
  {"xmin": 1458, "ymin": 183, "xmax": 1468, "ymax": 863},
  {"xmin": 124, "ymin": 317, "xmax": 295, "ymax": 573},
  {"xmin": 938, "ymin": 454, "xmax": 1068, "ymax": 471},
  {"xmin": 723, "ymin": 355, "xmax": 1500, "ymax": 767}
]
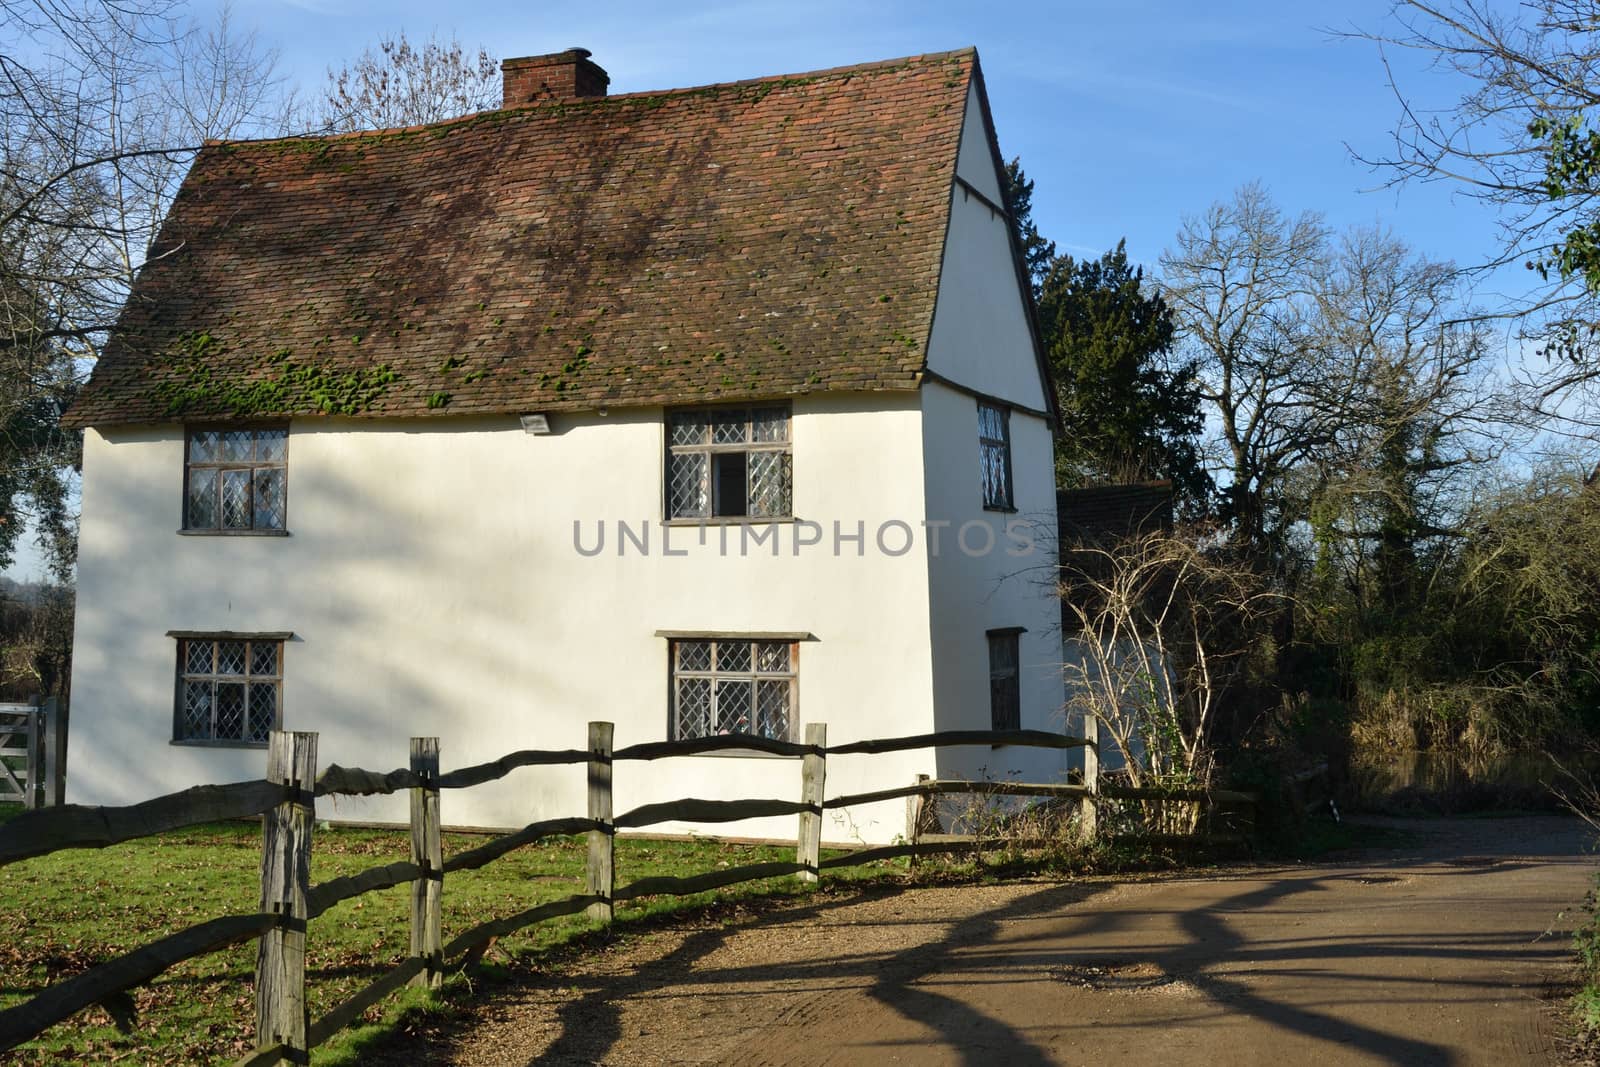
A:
[{"xmin": 0, "ymin": 717, "xmax": 1254, "ymax": 1065}]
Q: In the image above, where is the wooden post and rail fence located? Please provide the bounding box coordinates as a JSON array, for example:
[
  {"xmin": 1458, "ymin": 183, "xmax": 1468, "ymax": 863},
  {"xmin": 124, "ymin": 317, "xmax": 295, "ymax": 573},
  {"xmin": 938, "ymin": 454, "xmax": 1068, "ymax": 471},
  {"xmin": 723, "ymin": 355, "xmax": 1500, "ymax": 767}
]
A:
[{"xmin": 0, "ymin": 717, "xmax": 1255, "ymax": 1065}]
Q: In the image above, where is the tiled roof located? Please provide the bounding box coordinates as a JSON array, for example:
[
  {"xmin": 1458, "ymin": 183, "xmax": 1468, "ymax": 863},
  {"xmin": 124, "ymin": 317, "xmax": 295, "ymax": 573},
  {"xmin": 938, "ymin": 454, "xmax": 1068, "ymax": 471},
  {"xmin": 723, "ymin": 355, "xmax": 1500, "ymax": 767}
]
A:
[{"xmin": 65, "ymin": 50, "xmax": 983, "ymax": 428}]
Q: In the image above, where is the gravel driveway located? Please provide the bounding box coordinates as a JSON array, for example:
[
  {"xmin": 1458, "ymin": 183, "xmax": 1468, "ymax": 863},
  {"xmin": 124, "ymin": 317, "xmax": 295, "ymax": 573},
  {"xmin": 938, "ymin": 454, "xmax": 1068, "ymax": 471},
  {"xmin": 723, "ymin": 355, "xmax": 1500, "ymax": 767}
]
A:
[{"xmin": 377, "ymin": 815, "xmax": 1594, "ymax": 1066}]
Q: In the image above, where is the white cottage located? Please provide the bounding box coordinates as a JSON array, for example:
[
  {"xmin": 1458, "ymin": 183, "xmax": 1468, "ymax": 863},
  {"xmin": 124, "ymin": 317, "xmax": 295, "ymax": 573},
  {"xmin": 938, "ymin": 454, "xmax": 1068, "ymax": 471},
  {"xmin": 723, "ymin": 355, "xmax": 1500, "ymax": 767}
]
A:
[{"xmin": 62, "ymin": 47, "xmax": 1064, "ymax": 844}]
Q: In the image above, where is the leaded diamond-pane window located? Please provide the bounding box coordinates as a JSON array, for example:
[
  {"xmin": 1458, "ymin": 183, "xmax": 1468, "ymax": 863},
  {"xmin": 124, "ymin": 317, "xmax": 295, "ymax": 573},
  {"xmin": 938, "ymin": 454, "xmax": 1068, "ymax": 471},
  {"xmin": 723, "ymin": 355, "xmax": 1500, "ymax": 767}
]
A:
[
  {"xmin": 184, "ymin": 427, "xmax": 289, "ymax": 532},
  {"xmin": 176, "ymin": 636, "xmax": 282, "ymax": 745},
  {"xmin": 978, "ymin": 402, "xmax": 1013, "ymax": 511},
  {"xmin": 666, "ymin": 405, "xmax": 792, "ymax": 519},
  {"xmin": 987, "ymin": 630, "xmax": 1021, "ymax": 732},
  {"xmin": 670, "ymin": 638, "xmax": 799, "ymax": 741}
]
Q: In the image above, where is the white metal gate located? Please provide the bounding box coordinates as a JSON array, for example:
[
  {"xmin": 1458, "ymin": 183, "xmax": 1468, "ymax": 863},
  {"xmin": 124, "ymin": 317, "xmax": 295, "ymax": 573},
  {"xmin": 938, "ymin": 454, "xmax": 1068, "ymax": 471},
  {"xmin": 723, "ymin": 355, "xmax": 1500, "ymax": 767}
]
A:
[
  {"xmin": 0, "ymin": 700, "xmax": 62, "ymax": 808},
  {"xmin": 0, "ymin": 704, "xmax": 40, "ymax": 806}
]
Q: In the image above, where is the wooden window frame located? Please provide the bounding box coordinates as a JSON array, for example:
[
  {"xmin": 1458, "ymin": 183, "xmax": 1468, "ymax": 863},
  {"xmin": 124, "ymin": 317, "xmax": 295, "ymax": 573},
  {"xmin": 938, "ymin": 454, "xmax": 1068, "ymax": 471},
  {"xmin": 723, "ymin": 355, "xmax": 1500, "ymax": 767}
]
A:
[
  {"xmin": 978, "ymin": 401, "xmax": 1015, "ymax": 512},
  {"xmin": 668, "ymin": 637, "xmax": 800, "ymax": 744},
  {"xmin": 664, "ymin": 404, "xmax": 792, "ymax": 522},
  {"xmin": 172, "ymin": 635, "xmax": 284, "ymax": 748},
  {"xmin": 987, "ymin": 628, "xmax": 1022, "ymax": 732},
  {"xmin": 181, "ymin": 426, "xmax": 290, "ymax": 535}
]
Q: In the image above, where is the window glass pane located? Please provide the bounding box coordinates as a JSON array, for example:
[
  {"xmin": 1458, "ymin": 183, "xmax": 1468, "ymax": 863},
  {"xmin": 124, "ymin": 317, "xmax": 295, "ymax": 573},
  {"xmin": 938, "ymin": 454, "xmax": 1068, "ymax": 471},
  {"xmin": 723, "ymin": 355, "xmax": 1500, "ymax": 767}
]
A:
[
  {"xmin": 216, "ymin": 641, "xmax": 247, "ymax": 675},
  {"xmin": 221, "ymin": 429, "xmax": 253, "ymax": 463},
  {"xmin": 181, "ymin": 681, "xmax": 212, "ymax": 739},
  {"xmin": 187, "ymin": 472, "xmax": 218, "ymax": 529},
  {"xmin": 215, "ymin": 683, "xmax": 246, "ymax": 739},
  {"xmin": 669, "ymin": 452, "xmax": 708, "ymax": 518},
  {"xmin": 756, "ymin": 680, "xmax": 791, "ymax": 739},
  {"xmin": 712, "ymin": 412, "xmax": 747, "ymax": 445},
  {"xmin": 671, "ymin": 637, "xmax": 797, "ymax": 741},
  {"xmin": 669, "ymin": 411, "xmax": 709, "ymax": 447},
  {"xmin": 712, "ymin": 452, "xmax": 747, "ymax": 516},
  {"xmin": 982, "ymin": 442, "xmax": 1012, "ymax": 508},
  {"xmin": 754, "ymin": 641, "xmax": 790, "ymax": 673},
  {"xmin": 221, "ymin": 469, "xmax": 251, "ymax": 528},
  {"xmin": 675, "ymin": 676, "xmax": 712, "ymax": 739},
  {"xmin": 988, "ymin": 633, "xmax": 1019, "ymax": 673},
  {"xmin": 250, "ymin": 643, "xmax": 278, "ymax": 677},
  {"xmin": 714, "ymin": 679, "xmax": 753, "ymax": 733},
  {"xmin": 978, "ymin": 403, "xmax": 1004, "ymax": 441},
  {"xmin": 189, "ymin": 430, "xmax": 220, "ymax": 463},
  {"xmin": 747, "ymin": 451, "xmax": 791, "ymax": 517},
  {"xmin": 988, "ymin": 633, "xmax": 1020, "ymax": 731},
  {"xmin": 184, "ymin": 640, "xmax": 213, "ymax": 675},
  {"xmin": 751, "ymin": 408, "xmax": 788, "ymax": 443},
  {"xmin": 256, "ymin": 429, "xmax": 287, "ymax": 462},
  {"xmin": 248, "ymin": 684, "xmax": 277, "ymax": 742},
  {"xmin": 253, "ymin": 468, "xmax": 286, "ymax": 530},
  {"xmin": 717, "ymin": 641, "xmax": 752, "ymax": 673},
  {"xmin": 676, "ymin": 640, "xmax": 712, "ymax": 672}
]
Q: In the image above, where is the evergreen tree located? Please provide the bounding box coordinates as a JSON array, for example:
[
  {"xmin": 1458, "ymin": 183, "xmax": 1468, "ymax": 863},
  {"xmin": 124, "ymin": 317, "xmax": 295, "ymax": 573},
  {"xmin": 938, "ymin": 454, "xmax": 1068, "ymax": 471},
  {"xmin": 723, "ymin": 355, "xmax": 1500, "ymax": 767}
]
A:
[
  {"xmin": 1002, "ymin": 157, "xmax": 1056, "ymax": 295},
  {"xmin": 1037, "ymin": 242, "xmax": 1209, "ymax": 507}
]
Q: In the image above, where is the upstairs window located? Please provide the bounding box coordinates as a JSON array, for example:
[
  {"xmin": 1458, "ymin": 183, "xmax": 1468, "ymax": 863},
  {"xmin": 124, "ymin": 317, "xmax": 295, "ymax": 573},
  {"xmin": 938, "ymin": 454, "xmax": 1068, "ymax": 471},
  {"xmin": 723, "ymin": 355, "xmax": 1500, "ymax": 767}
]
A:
[
  {"xmin": 184, "ymin": 427, "xmax": 288, "ymax": 532},
  {"xmin": 987, "ymin": 629, "xmax": 1021, "ymax": 732},
  {"xmin": 978, "ymin": 401, "xmax": 1013, "ymax": 511},
  {"xmin": 175, "ymin": 635, "xmax": 282, "ymax": 746},
  {"xmin": 670, "ymin": 637, "xmax": 798, "ymax": 741},
  {"xmin": 667, "ymin": 406, "xmax": 791, "ymax": 520}
]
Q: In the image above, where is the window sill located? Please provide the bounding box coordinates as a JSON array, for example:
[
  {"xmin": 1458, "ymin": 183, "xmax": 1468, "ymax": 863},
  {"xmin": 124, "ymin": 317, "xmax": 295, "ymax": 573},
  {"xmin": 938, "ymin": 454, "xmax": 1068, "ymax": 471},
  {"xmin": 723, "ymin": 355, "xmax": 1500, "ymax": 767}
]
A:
[
  {"xmin": 680, "ymin": 747, "xmax": 801, "ymax": 760},
  {"xmin": 177, "ymin": 529, "xmax": 291, "ymax": 537},
  {"xmin": 170, "ymin": 739, "xmax": 270, "ymax": 749},
  {"xmin": 662, "ymin": 517, "xmax": 797, "ymax": 527},
  {"xmin": 981, "ymin": 504, "xmax": 1018, "ymax": 514}
]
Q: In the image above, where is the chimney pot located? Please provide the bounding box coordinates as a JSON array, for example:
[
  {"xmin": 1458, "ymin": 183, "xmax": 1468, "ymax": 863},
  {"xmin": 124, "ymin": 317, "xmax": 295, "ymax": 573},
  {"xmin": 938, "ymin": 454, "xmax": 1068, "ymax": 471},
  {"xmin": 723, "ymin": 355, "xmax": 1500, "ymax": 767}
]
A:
[{"xmin": 501, "ymin": 48, "xmax": 609, "ymax": 107}]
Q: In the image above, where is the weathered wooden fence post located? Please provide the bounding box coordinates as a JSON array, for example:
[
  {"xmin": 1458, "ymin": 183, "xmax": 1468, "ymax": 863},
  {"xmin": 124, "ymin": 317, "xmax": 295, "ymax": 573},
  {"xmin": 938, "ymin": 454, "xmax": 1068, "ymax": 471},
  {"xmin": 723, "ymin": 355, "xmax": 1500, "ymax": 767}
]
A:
[
  {"xmin": 906, "ymin": 773, "xmax": 931, "ymax": 868},
  {"xmin": 409, "ymin": 737, "xmax": 442, "ymax": 989},
  {"xmin": 256, "ymin": 730, "xmax": 317, "ymax": 1064},
  {"xmin": 1079, "ymin": 713, "xmax": 1099, "ymax": 843},
  {"xmin": 796, "ymin": 722, "xmax": 827, "ymax": 883},
  {"xmin": 586, "ymin": 721, "xmax": 614, "ymax": 923}
]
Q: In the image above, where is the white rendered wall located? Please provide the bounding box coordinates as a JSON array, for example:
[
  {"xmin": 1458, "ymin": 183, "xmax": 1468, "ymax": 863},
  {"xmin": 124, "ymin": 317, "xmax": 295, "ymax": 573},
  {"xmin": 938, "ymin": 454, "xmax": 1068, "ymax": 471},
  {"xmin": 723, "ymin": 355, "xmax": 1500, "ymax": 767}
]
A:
[
  {"xmin": 919, "ymin": 383, "xmax": 1064, "ymax": 793},
  {"xmin": 918, "ymin": 85, "xmax": 1067, "ymax": 800},
  {"xmin": 69, "ymin": 392, "xmax": 941, "ymax": 844}
]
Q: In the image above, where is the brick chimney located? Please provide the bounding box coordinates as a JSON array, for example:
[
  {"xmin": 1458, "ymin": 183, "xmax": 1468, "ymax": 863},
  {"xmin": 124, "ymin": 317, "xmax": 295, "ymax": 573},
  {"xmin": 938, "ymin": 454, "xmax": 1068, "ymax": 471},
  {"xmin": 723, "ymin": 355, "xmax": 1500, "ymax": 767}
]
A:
[{"xmin": 501, "ymin": 49, "xmax": 609, "ymax": 107}]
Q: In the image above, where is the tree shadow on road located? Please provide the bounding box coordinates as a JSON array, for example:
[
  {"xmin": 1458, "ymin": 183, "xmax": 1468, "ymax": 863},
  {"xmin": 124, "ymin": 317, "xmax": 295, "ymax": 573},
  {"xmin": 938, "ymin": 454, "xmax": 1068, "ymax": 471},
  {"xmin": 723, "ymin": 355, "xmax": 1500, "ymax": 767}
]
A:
[{"xmin": 361, "ymin": 822, "xmax": 1587, "ymax": 1065}]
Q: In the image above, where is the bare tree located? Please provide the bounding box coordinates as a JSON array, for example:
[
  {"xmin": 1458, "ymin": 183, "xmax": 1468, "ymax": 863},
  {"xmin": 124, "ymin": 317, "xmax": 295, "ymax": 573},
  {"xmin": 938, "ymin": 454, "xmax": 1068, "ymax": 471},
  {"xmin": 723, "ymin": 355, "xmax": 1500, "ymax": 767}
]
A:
[
  {"xmin": 1299, "ymin": 225, "xmax": 1504, "ymax": 611},
  {"xmin": 1352, "ymin": 2, "xmax": 1600, "ymax": 407},
  {"xmin": 318, "ymin": 30, "xmax": 499, "ymax": 133},
  {"xmin": 0, "ymin": 0, "xmax": 282, "ymax": 573},
  {"xmin": 1060, "ymin": 528, "xmax": 1283, "ymax": 793},
  {"xmin": 1160, "ymin": 183, "xmax": 1337, "ymax": 557},
  {"xmin": 1162, "ymin": 184, "xmax": 1503, "ymax": 570}
]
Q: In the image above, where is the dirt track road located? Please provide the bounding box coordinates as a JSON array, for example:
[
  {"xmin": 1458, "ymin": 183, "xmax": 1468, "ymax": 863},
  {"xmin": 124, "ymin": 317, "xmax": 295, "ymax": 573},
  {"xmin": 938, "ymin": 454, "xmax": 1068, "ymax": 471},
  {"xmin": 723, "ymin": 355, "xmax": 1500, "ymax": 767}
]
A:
[{"xmin": 408, "ymin": 816, "xmax": 1595, "ymax": 1066}]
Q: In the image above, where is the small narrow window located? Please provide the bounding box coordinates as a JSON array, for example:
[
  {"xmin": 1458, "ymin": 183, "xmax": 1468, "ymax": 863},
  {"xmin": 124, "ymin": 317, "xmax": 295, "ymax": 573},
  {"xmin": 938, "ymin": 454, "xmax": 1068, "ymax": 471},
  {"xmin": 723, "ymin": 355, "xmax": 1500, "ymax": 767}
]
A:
[
  {"xmin": 978, "ymin": 401, "xmax": 1013, "ymax": 510},
  {"xmin": 175, "ymin": 636, "xmax": 282, "ymax": 746},
  {"xmin": 987, "ymin": 630, "xmax": 1021, "ymax": 731},
  {"xmin": 184, "ymin": 427, "xmax": 288, "ymax": 532},
  {"xmin": 667, "ymin": 406, "xmax": 791, "ymax": 519},
  {"xmin": 670, "ymin": 637, "xmax": 798, "ymax": 741}
]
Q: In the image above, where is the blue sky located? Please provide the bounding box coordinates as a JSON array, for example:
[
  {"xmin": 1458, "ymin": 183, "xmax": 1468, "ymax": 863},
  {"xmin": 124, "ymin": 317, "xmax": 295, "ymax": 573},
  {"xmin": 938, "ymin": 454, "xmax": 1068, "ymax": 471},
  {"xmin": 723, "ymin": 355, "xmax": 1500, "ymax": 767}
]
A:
[
  {"xmin": 5, "ymin": 0, "xmax": 1523, "ymax": 580},
  {"xmin": 223, "ymin": 0, "xmax": 1508, "ymax": 273}
]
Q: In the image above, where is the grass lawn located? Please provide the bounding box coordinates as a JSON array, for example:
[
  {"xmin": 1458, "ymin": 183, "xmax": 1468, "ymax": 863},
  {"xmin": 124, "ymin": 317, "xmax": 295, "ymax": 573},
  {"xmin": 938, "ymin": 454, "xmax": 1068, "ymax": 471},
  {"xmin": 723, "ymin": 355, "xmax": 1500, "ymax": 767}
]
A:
[{"xmin": 0, "ymin": 805, "xmax": 892, "ymax": 1064}]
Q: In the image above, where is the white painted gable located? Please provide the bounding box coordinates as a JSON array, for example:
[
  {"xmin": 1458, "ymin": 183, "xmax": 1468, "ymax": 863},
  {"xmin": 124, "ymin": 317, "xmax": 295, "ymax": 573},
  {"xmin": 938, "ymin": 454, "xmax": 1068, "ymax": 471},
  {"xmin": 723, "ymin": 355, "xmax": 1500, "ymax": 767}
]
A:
[{"xmin": 923, "ymin": 81, "xmax": 1050, "ymax": 413}]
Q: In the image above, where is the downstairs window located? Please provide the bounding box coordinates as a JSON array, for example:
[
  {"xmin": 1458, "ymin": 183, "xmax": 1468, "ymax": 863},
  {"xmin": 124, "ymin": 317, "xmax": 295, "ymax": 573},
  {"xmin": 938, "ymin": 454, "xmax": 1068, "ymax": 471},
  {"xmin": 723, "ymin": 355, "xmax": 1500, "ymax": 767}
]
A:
[{"xmin": 670, "ymin": 637, "xmax": 798, "ymax": 741}]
